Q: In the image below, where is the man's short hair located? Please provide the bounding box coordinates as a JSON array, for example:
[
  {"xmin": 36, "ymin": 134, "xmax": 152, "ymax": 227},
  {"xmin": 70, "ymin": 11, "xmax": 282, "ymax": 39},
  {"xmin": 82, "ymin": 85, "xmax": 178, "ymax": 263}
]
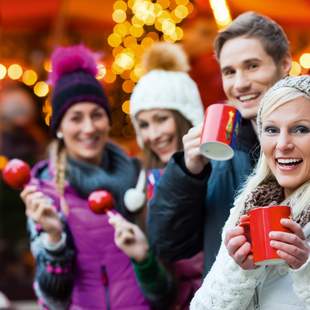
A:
[{"xmin": 214, "ymin": 11, "xmax": 290, "ymax": 63}]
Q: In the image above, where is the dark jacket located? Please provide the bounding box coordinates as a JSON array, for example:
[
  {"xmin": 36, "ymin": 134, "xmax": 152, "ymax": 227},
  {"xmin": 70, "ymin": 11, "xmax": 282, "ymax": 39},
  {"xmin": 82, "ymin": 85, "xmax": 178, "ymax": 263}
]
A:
[{"xmin": 147, "ymin": 119, "xmax": 260, "ymax": 274}]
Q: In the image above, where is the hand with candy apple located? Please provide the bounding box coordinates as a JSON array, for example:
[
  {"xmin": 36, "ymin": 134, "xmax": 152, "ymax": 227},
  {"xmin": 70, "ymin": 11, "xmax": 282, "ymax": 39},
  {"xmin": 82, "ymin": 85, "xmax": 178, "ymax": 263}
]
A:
[
  {"xmin": 109, "ymin": 214, "xmax": 149, "ymax": 263},
  {"xmin": 88, "ymin": 190, "xmax": 149, "ymax": 262},
  {"xmin": 20, "ymin": 186, "xmax": 63, "ymax": 244},
  {"xmin": 2, "ymin": 158, "xmax": 63, "ymax": 244}
]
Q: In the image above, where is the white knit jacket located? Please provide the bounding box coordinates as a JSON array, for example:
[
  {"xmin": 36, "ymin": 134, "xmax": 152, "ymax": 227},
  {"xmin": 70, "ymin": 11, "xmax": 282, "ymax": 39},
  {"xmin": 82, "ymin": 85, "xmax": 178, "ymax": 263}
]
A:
[{"xmin": 190, "ymin": 210, "xmax": 310, "ymax": 310}]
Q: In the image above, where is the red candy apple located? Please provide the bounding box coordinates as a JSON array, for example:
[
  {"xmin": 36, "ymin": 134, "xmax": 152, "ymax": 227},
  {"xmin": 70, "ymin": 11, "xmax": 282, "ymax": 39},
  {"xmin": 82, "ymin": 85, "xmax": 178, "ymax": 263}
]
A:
[
  {"xmin": 2, "ymin": 159, "xmax": 31, "ymax": 189},
  {"xmin": 88, "ymin": 190, "xmax": 114, "ymax": 214}
]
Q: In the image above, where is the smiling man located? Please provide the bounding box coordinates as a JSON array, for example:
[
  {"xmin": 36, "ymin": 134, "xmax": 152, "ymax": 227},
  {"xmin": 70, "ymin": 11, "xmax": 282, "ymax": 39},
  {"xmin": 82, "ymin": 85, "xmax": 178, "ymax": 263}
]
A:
[{"xmin": 147, "ymin": 12, "xmax": 292, "ymax": 274}]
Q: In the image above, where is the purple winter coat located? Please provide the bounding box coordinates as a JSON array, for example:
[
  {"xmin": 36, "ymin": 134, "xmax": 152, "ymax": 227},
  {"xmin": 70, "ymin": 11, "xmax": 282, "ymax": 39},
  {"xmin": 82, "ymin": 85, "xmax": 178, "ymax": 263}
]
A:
[{"xmin": 29, "ymin": 160, "xmax": 150, "ymax": 310}]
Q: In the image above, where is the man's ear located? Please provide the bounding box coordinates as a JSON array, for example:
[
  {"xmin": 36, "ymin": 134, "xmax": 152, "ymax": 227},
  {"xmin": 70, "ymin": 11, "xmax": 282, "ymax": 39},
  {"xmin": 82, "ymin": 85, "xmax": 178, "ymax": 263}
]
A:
[{"xmin": 280, "ymin": 53, "xmax": 292, "ymax": 76}]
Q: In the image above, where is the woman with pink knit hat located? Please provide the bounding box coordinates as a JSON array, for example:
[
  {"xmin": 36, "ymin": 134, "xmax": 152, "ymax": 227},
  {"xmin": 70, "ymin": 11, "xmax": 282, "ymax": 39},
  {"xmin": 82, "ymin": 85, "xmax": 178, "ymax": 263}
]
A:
[{"xmin": 20, "ymin": 44, "xmax": 152, "ymax": 310}]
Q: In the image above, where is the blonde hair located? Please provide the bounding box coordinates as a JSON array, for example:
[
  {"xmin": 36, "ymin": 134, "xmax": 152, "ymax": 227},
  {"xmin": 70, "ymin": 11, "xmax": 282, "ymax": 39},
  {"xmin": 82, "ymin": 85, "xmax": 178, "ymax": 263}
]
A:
[
  {"xmin": 228, "ymin": 83, "xmax": 310, "ymax": 227},
  {"xmin": 49, "ymin": 140, "xmax": 69, "ymax": 214}
]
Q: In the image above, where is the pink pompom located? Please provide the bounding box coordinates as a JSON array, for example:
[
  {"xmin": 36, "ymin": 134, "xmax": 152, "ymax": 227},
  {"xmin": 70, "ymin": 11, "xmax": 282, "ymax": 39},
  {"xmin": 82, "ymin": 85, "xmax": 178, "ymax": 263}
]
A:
[{"xmin": 48, "ymin": 44, "xmax": 100, "ymax": 86}]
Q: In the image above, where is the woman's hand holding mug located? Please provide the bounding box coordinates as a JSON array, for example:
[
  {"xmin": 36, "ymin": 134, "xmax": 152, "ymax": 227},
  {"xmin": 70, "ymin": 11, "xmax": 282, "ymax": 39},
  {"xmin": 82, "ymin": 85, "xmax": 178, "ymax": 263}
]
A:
[
  {"xmin": 225, "ymin": 216, "xmax": 256, "ymax": 270},
  {"xmin": 269, "ymin": 218, "xmax": 310, "ymax": 269}
]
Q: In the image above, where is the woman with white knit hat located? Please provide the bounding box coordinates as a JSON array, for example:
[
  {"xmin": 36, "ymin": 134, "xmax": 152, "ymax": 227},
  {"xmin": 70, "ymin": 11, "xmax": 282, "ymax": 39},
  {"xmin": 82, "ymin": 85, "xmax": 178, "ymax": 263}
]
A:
[{"xmin": 110, "ymin": 42, "xmax": 205, "ymax": 310}]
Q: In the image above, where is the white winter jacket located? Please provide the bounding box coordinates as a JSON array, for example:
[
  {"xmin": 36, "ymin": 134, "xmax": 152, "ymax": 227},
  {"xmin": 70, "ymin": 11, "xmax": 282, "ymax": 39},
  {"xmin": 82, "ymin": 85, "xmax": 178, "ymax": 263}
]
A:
[{"xmin": 190, "ymin": 210, "xmax": 310, "ymax": 310}]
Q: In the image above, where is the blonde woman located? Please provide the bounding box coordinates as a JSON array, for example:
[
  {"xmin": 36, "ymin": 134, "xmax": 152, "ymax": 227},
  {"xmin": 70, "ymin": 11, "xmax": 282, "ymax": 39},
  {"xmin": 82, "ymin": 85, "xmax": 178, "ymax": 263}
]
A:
[
  {"xmin": 191, "ymin": 75, "xmax": 310, "ymax": 310},
  {"xmin": 20, "ymin": 45, "xmax": 151, "ymax": 310}
]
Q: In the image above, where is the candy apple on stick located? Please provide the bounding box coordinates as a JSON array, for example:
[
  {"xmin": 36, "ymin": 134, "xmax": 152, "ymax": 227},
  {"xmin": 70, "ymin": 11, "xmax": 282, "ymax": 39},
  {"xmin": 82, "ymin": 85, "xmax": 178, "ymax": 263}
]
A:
[
  {"xmin": 88, "ymin": 190, "xmax": 115, "ymax": 217},
  {"xmin": 2, "ymin": 159, "xmax": 31, "ymax": 189}
]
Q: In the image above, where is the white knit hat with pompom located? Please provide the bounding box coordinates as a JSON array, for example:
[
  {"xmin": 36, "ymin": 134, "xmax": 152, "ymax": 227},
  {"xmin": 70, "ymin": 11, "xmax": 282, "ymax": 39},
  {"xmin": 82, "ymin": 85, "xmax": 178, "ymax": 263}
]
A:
[{"xmin": 130, "ymin": 42, "xmax": 204, "ymax": 145}]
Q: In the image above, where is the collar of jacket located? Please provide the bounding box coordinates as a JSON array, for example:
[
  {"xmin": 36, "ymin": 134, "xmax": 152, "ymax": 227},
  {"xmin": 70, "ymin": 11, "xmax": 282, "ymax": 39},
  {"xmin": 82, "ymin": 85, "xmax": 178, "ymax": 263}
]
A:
[{"xmin": 237, "ymin": 118, "xmax": 260, "ymax": 166}]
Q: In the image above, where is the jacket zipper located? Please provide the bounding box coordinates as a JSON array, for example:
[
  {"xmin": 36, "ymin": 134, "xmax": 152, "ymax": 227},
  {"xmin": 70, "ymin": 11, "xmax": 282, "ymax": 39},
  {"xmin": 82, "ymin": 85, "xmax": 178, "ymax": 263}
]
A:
[
  {"xmin": 253, "ymin": 286, "xmax": 260, "ymax": 310},
  {"xmin": 101, "ymin": 266, "xmax": 111, "ymax": 310}
]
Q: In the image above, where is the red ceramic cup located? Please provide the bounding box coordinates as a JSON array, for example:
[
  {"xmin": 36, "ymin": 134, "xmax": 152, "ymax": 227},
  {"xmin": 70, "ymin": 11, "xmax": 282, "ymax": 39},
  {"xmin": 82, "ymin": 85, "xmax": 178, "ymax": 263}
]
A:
[
  {"xmin": 240, "ymin": 205, "xmax": 291, "ymax": 266},
  {"xmin": 200, "ymin": 103, "xmax": 241, "ymax": 161}
]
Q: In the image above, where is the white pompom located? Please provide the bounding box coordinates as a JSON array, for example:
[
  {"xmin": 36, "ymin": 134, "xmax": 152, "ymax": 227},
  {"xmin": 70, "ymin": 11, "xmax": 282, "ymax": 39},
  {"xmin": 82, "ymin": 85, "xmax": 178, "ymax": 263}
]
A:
[{"xmin": 124, "ymin": 188, "xmax": 146, "ymax": 212}]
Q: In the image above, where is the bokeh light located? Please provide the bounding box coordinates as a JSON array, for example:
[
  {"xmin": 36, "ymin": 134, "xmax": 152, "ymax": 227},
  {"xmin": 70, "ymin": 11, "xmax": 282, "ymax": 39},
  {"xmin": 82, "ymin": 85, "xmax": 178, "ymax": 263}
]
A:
[
  {"xmin": 0, "ymin": 156, "xmax": 8, "ymax": 171},
  {"xmin": 44, "ymin": 60, "xmax": 52, "ymax": 72},
  {"xmin": 34, "ymin": 81, "xmax": 49, "ymax": 97},
  {"xmin": 122, "ymin": 79, "xmax": 135, "ymax": 93},
  {"xmin": 209, "ymin": 0, "xmax": 232, "ymax": 28},
  {"xmin": 104, "ymin": 70, "xmax": 117, "ymax": 84},
  {"xmin": 8, "ymin": 64, "xmax": 23, "ymax": 80},
  {"xmin": 107, "ymin": 0, "xmax": 192, "ymax": 96},
  {"xmin": 113, "ymin": 0, "xmax": 127, "ymax": 11},
  {"xmin": 108, "ymin": 33, "xmax": 122, "ymax": 47},
  {"xmin": 42, "ymin": 100, "xmax": 52, "ymax": 125},
  {"xmin": 174, "ymin": 5, "xmax": 188, "ymax": 19},
  {"xmin": 22, "ymin": 69, "xmax": 38, "ymax": 86},
  {"xmin": 96, "ymin": 64, "xmax": 106, "ymax": 80},
  {"xmin": 0, "ymin": 64, "xmax": 7, "ymax": 79},
  {"xmin": 299, "ymin": 53, "xmax": 310, "ymax": 69},
  {"xmin": 289, "ymin": 61, "xmax": 302, "ymax": 76},
  {"xmin": 122, "ymin": 100, "xmax": 131, "ymax": 114},
  {"xmin": 112, "ymin": 9, "xmax": 127, "ymax": 23}
]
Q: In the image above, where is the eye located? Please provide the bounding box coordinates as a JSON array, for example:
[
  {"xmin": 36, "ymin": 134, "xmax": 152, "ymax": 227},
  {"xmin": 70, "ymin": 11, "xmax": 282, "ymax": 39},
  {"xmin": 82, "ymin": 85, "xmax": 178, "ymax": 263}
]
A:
[
  {"xmin": 137, "ymin": 121, "xmax": 148, "ymax": 129},
  {"xmin": 291, "ymin": 125, "xmax": 310, "ymax": 134},
  {"xmin": 157, "ymin": 115, "xmax": 169, "ymax": 123},
  {"xmin": 92, "ymin": 111, "xmax": 106, "ymax": 120},
  {"xmin": 247, "ymin": 63, "xmax": 259, "ymax": 70},
  {"xmin": 70, "ymin": 115, "xmax": 82, "ymax": 122},
  {"xmin": 222, "ymin": 68, "xmax": 235, "ymax": 77},
  {"xmin": 263, "ymin": 126, "xmax": 279, "ymax": 135}
]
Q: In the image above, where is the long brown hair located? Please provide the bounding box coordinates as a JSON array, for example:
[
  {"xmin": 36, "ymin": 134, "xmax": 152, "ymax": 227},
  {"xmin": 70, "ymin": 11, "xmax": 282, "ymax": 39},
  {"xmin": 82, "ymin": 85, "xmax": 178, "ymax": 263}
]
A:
[{"xmin": 142, "ymin": 110, "xmax": 192, "ymax": 169}]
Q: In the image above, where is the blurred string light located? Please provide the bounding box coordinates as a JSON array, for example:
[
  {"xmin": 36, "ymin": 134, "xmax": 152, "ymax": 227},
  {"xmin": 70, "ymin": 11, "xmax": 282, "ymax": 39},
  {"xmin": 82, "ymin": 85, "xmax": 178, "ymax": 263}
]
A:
[
  {"xmin": 0, "ymin": 64, "xmax": 7, "ymax": 79},
  {"xmin": 107, "ymin": 0, "xmax": 193, "ymax": 114},
  {"xmin": 96, "ymin": 63, "xmax": 107, "ymax": 80},
  {"xmin": 209, "ymin": 0, "xmax": 232, "ymax": 29},
  {"xmin": 289, "ymin": 61, "xmax": 302, "ymax": 76},
  {"xmin": 22, "ymin": 69, "xmax": 38, "ymax": 86},
  {"xmin": 0, "ymin": 155, "xmax": 8, "ymax": 171},
  {"xmin": 42, "ymin": 99, "xmax": 52, "ymax": 126},
  {"xmin": 121, "ymin": 100, "xmax": 130, "ymax": 114},
  {"xmin": 43, "ymin": 60, "xmax": 52, "ymax": 72},
  {"xmin": 8, "ymin": 64, "xmax": 23, "ymax": 80},
  {"xmin": 0, "ymin": 63, "xmax": 49, "ymax": 98},
  {"xmin": 299, "ymin": 53, "xmax": 310, "ymax": 69},
  {"xmin": 0, "ymin": 61, "xmax": 52, "ymax": 126}
]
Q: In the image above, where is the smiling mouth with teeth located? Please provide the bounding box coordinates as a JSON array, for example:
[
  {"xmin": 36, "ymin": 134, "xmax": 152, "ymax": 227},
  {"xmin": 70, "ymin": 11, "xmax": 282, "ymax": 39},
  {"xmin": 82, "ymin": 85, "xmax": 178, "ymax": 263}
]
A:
[
  {"xmin": 276, "ymin": 158, "xmax": 303, "ymax": 166},
  {"xmin": 238, "ymin": 94, "xmax": 260, "ymax": 102}
]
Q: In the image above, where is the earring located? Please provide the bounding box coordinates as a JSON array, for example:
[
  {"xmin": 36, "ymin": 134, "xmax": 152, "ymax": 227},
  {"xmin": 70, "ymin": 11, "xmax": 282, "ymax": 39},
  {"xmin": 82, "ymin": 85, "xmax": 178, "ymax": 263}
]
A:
[{"xmin": 56, "ymin": 131, "xmax": 63, "ymax": 139}]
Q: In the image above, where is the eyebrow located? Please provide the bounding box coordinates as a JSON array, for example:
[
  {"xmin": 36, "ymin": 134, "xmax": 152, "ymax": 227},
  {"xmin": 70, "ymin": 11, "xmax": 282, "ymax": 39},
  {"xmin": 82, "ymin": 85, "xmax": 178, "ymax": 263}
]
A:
[
  {"xmin": 221, "ymin": 58, "xmax": 262, "ymax": 72},
  {"xmin": 263, "ymin": 119, "xmax": 310, "ymax": 125}
]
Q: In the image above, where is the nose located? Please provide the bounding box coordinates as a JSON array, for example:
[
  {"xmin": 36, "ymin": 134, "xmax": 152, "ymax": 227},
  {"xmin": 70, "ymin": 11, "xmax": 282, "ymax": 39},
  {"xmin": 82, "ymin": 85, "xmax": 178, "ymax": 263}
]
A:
[
  {"xmin": 234, "ymin": 71, "xmax": 251, "ymax": 92},
  {"xmin": 145, "ymin": 125, "xmax": 161, "ymax": 143},
  {"xmin": 82, "ymin": 117, "xmax": 96, "ymax": 133},
  {"xmin": 276, "ymin": 131, "xmax": 294, "ymax": 152}
]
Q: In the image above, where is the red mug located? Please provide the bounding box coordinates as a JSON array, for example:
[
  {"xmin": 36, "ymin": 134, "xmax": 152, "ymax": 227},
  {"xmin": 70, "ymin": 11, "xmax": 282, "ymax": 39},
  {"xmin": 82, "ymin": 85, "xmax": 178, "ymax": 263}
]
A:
[
  {"xmin": 240, "ymin": 205, "xmax": 291, "ymax": 266},
  {"xmin": 200, "ymin": 103, "xmax": 241, "ymax": 161}
]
